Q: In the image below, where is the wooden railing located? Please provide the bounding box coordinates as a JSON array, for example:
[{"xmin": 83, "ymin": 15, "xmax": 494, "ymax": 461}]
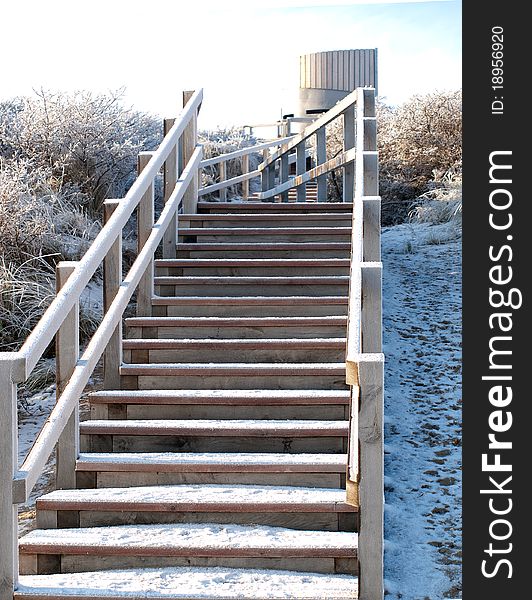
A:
[
  {"xmin": 0, "ymin": 89, "xmax": 203, "ymax": 599},
  {"xmin": 344, "ymin": 88, "xmax": 384, "ymax": 600}
]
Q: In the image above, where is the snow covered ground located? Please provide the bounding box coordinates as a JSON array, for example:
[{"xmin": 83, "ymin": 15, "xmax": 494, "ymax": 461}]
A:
[
  {"xmin": 16, "ymin": 221, "xmax": 462, "ymax": 598},
  {"xmin": 382, "ymin": 223, "xmax": 462, "ymax": 599}
]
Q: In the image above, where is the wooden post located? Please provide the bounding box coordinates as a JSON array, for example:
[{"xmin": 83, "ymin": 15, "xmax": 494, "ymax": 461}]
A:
[
  {"xmin": 241, "ymin": 154, "xmax": 249, "ymax": 199},
  {"xmin": 103, "ymin": 200, "xmax": 122, "ymax": 390},
  {"xmin": 358, "ymin": 354, "xmax": 384, "ymax": 600},
  {"xmin": 137, "ymin": 152, "xmax": 154, "ymax": 317},
  {"xmin": 361, "ymin": 262, "xmax": 382, "ymax": 355},
  {"xmin": 296, "ymin": 141, "xmax": 306, "ymax": 202},
  {"xmin": 219, "ymin": 161, "xmax": 227, "ymax": 201},
  {"xmin": 343, "ymin": 105, "xmax": 356, "ymax": 202},
  {"xmin": 182, "ymin": 90, "xmax": 198, "ymax": 214},
  {"xmin": 0, "ymin": 353, "xmax": 24, "ymax": 600},
  {"xmin": 316, "ymin": 127, "xmax": 327, "ymax": 202},
  {"xmin": 163, "ymin": 117, "xmax": 177, "ymax": 258},
  {"xmin": 261, "ymin": 149, "xmax": 270, "ymax": 196},
  {"xmin": 363, "ymin": 197, "xmax": 381, "ymax": 262},
  {"xmin": 279, "ymin": 146, "xmax": 289, "ymax": 203},
  {"xmin": 55, "ymin": 262, "xmax": 80, "ymax": 491}
]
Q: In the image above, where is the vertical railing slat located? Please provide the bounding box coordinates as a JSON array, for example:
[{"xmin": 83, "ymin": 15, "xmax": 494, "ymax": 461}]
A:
[
  {"xmin": 279, "ymin": 146, "xmax": 289, "ymax": 203},
  {"xmin": 219, "ymin": 161, "xmax": 227, "ymax": 201},
  {"xmin": 103, "ymin": 200, "xmax": 122, "ymax": 391},
  {"xmin": 55, "ymin": 262, "xmax": 80, "ymax": 493},
  {"xmin": 241, "ymin": 154, "xmax": 249, "ymax": 200},
  {"xmin": 316, "ymin": 127, "xmax": 327, "ymax": 202},
  {"xmin": 137, "ymin": 152, "xmax": 155, "ymax": 317},
  {"xmin": 163, "ymin": 117, "xmax": 178, "ymax": 257},
  {"xmin": 0, "ymin": 354, "xmax": 22, "ymax": 600},
  {"xmin": 343, "ymin": 105, "xmax": 356, "ymax": 202},
  {"xmin": 182, "ymin": 90, "xmax": 199, "ymax": 214},
  {"xmin": 296, "ymin": 141, "xmax": 306, "ymax": 202}
]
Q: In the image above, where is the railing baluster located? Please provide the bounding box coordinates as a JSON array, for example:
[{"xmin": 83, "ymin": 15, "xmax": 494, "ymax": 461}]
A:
[
  {"xmin": 0, "ymin": 354, "xmax": 23, "ymax": 600},
  {"xmin": 296, "ymin": 141, "xmax": 306, "ymax": 202},
  {"xmin": 137, "ymin": 152, "xmax": 155, "ymax": 317},
  {"xmin": 103, "ymin": 199, "xmax": 122, "ymax": 391},
  {"xmin": 163, "ymin": 117, "xmax": 178, "ymax": 258},
  {"xmin": 279, "ymin": 145, "xmax": 289, "ymax": 203},
  {"xmin": 343, "ymin": 105, "xmax": 355, "ymax": 202},
  {"xmin": 55, "ymin": 262, "xmax": 80, "ymax": 495},
  {"xmin": 219, "ymin": 161, "xmax": 227, "ymax": 201},
  {"xmin": 316, "ymin": 127, "xmax": 327, "ymax": 202},
  {"xmin": 182, "ymin": 90, "xmax": 199, "ymax": 214},
  {"xmin": 241, "ymin": 154, "xmax": 249, "ymax": 199}
]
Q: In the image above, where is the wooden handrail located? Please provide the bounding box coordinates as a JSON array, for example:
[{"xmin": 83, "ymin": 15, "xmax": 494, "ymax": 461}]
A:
[
  {"xmin": 17, "ymin": 90, "xmax": 203, "ymax": 378},
  {"xmin": 13, "ymin": 147, "xmax": 203, "ymax": 503}
]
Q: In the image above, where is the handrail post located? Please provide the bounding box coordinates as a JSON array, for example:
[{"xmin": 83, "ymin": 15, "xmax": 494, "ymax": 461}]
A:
[
  {"xmin": 103, "ymin": 200, "xmax": 122, "ymax": 390},
  {"xmin": 219, "ymin": 161, "xmax": 227, "ymax": 201},
  {"xmin": 163, "ymin": 117, "xmax": 178, "ymax": 258},
  {"xmin": 137, "ymin": 152, "xmax": 155, "ymax": 317},
  {"xmin": 296, "ymin": 141, "xmax": 306, "ymax": 202},
  {"xmin": 0, "ymin": 353, "xmax": 23, "ymax": 599},
  {"xmin": 279, "ymin": 146, "xmax": 289, "ymax": 203},
  {"xmin": 182, "ymin": 90, "xmax": 199, "ymax": 214},
  {"xmin": 343, "ymin": 104, "xmax": 356, "ymax": 202},
  {"xmin": 241, "ymin": 154, "xmax": 249, "ymax": 200},
  {"xmin": 316, "ymin": 127, "xmax": 327, "ymax": 202},
  {"xmin": 55, "ymin": 262, "xmax": 80, "ymax": 492}
]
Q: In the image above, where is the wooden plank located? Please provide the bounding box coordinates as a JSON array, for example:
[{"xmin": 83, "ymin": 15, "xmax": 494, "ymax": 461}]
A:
[
  {"xmin": 137, "ymin": 152, "xmax": 155, "ymax": 317},
  {"xmin": 55, "ymin": 262, "xmax": 79, "ymax": 491},
  {"xmin": 200, "ymin": 169, "xmax": 260, "ymax": 197},
  {"xmin": 357, "ymin": 354, "xmax": 384, "ymax": 600},
  {"xmin": 163, "ymin": 117, "xmax": 178, "ymax": 259},
  {"xmin": 0, "ymin": 354, "xmax": 23, "ymax": 599},
  {"xmin": 361, "ymin": 262, "xmax": 383, "ymax": 354},
  {"xmin": 241, "ymin": 154, "xmax": 249, "ymax": 199},
  {"xmin": 363, "ymin": 196, "xmax": 381, "ymax": 262},
  {"xmin": 182, "ymin": 90, "xmax": 199, "ymax": 215},
  {"xmin": 316, "ymin": 128, "xmax": 327, "ymax": 202},
  {"xmin": 103, "ymin": 200, "xmax": 122, "ymax": 391},
  {"xmin": 279, "ymin": 146, "xmax": 289, "ymax": 203},
  {"xmin": 343, "ymin": 106, "xmax": 355, "ymax": 203},
  {"xmin": 199, "ymin": 137, "xmax": 293, "ymax": 168},
  {"xmin": 219, "ymin": 161, "xmax": 227, "ymax": 201}
]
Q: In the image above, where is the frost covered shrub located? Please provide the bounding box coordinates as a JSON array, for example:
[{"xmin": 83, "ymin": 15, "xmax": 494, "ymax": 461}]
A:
[
  {"xmin": 199, "ymin": 128, "xmax": 261, "ymax": 199},
  {"xmin": 0, "ymin": 89, "xmax": 161, "ymax": 215},
  {"xmin": 377, "ymin": 90, "xmax": 462, "ymax": 223},
  {"xmin": 409, "ymin": 176, "xmax": 462, "ymax": 226}
]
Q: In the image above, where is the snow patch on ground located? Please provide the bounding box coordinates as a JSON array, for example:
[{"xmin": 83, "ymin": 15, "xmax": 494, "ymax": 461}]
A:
[{"xmin": 382, "ymin": 223, "xmax": 461, "ymax": 599}]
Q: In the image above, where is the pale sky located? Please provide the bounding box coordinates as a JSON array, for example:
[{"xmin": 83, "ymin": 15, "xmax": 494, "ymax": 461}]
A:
[{"xmin": 1, "ymin": 0, "xmax": 461, "ymax": 130}]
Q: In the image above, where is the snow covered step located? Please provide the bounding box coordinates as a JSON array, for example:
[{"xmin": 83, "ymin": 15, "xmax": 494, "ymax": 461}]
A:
[
  {"xmin": 120, "ymin": 362, "xmax": 348, "ymax": 391},
  {"xmin": 175, "ymin": 241, "xmax": 351, "ymax": 259},
  {"xmin": 123, "ymin": 337, "xmax": 345, "ymax": 363},
  {"xmin": 154, "ymin": 257, "xmax": 350, "ymax": 276},
  {"xmin": 35, "ymin": 484, "xmax": 358, "ymax": 530},
  {"xmin": 76, "ymin": 452, "xmax": 347, "ymax": 488},
  {"xmin": 88, "ymin": 389, "xmax": 351, "ymax": 422},
  {"xmin": 19, "ymin": 523, "xmax": 358, "ymax": 575},
  {"xmin": 150, "ymin": 296, "xmax": 348, "ymax": 317},
  {"xmin": 154, "ymin": 275, "xmax": 349, "ymax": 297},
  {"xmin": 124, "ymin": 315, "xmax": 348, "ymax": 340},
  {"xmin": 80, "ymin": 419, "xmax": 348, "ymax": 454},
  {"xmin": 179, "ymin": 215, "xmax": 352, "ymax": 229},
  {"xmin": 178, "ymin": 227, "xmax": 352, "ymax": 243},
  {"xmin": 16, "ymin": 567, "xmax": 358, "ymax": 599},
  {"xmin": 198, "ymin": 200, "xmax": 354, "ymax": 212}
]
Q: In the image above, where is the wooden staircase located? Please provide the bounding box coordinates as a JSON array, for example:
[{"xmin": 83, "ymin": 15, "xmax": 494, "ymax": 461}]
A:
[
  {"xmin": 16, "ymin": 201, "xmax": 361, "ymax": 599},
  {"xmin": 3, "ymin": 87, "xmax": 383, "ymax": 600}
]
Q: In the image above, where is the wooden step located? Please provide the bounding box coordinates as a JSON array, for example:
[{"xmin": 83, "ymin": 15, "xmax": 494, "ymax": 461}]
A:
[
  {"xmin": 150, "ymin": 296, "xmax": 348, "ymax": 317},
  {"xmin": 154, "ymin": 275, "xmax": 349, "ymax": 296},
  {"xmin": 154, "ymin": 257, "xmax": 350, "ymax": 277},
  {"xmin": 88, "ymin": 389, "xmax": 351, "ymax": 422},
  {"xmin": 19, "ymin": 523, "xmax": 357, "ymax": 575},
  {"xmin": 76, "ymin": 451, "xmax": 349, "ymax": 489},
  {"xmin": 80, "ymin": 419, "xmax": 348, "ymax": 454},
  {"xmin": 197, "ymin": 200, "xmax": 353, "ymax": 212},
  {"xmin": 17, "ymin": 567, "xmax": 358, "ymax": 599},
  {"xmin": 123, "ymin": 337, "xmax": 345, "ymax": 363},
  {"xmin": 179, "ymin": 214, "xmax": 352, "ymax": 229},
  {"xmin": 175, "ymin": 242, "xmax": 351, "ymax": 259},
  {"xmin": 120, "ymin": 362, "xmax": 347, "ymax": 391},
  {"xmin": 179, "ymin": 227, "xmax": 351, "ymax": 243},
  {"xmin": 35, "ymin": 484, "xmax": 357, "ymax": 530},
  {"xmin": 124, "ymin": 315, "xmax": 348, "ymax": 339}
]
